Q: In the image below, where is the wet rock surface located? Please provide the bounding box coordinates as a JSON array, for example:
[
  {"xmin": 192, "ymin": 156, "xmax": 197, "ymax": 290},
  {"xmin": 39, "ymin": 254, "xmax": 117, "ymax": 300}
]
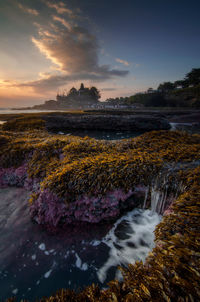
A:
[
  {"xmin": 114, "ymin": 220, "xmax": 133, "ymax": 240},
  {"xmin": 43, "ymin": 113, "xmax": 170, "ymax": 131}
]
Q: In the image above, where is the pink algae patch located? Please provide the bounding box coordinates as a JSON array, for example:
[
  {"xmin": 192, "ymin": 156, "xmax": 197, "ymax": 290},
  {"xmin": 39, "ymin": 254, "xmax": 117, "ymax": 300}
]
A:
[
  {"xmin": 30, "ymin": 188, "xmax": 134, "ymax": 227},
  {"xmin": 0, "ymin": 164, "xmax": 27, "ymax": 188}
]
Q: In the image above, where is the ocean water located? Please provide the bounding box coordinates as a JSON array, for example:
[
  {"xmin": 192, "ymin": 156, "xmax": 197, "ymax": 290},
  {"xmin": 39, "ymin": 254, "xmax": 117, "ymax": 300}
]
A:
[
  {"xmin": 0, "ymin": 109, "xmax": 65, "ymax": 114},
  {"xmin": 0, "ymin": 187, "xmax": 160, "ymax": 301}
]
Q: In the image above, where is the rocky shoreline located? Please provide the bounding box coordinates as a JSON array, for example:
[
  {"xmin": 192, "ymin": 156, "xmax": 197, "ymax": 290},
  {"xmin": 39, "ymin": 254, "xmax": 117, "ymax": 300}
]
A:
[
  {"xmin": 1, "ymin": 109, "xmax": 200, "ymax": 133},
  {"xmin": 0, "ymin": 130, "xmax": 199, "ymax": 229},
  {"xmin": 1, "ymin": 129, "xmax": 200, "ymax": 301},
  {"xmin": 43, "ymin": 113, "xmax": 171, "ymax": 132},
  {"xmin": 0, "ymin": 111, "xmax": 171, "ymax": 132}
]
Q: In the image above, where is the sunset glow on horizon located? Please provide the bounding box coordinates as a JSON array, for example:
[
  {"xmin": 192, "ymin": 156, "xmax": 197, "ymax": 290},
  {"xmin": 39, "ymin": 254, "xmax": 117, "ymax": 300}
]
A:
[{"xmin": 0, "ymin": 0, "xmax": 200, "ymax": 107}]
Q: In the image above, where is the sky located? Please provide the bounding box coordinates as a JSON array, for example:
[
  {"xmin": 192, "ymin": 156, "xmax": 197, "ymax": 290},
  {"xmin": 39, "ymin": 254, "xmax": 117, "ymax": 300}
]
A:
[{"xmin": 0, "ymin": 0, "xmax": 200, "ymax": 107}]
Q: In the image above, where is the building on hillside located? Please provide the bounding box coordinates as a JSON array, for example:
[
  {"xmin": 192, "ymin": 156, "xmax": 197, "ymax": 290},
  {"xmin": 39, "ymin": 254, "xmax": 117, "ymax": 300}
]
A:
[{"xmin": 56, "ymin": 83, "xmax": 100, "ymax": 109}]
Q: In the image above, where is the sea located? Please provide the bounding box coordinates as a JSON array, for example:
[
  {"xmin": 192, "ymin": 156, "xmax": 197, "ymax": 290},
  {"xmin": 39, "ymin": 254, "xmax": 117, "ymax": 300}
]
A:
[{"xmin": 0, "ymin": 109, "xmax": 65, "ymax": 114}]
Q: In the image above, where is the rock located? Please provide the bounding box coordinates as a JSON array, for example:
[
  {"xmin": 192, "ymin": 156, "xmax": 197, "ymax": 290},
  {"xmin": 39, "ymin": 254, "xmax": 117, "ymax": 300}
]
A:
[
  {"xmin": 29, "ymin": 189, "xmax": 135, "ymax": 228},
  {"xmin": 114, "ymin": 220, "xmax": 133, "ymax": 240},
  {"xmin": 43, "ymin": 113, "xmax": 170, "ymax": 132},
  {"xmin": 126, "ymin": 242, "xmax": 137, "ymax": 248}
]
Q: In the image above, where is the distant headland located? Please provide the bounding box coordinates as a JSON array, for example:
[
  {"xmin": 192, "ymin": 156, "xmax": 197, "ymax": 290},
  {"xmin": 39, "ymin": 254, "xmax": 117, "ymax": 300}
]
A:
[{"xmin": 12, "ymin": 68, "xmax": 200, "ymax": 111}]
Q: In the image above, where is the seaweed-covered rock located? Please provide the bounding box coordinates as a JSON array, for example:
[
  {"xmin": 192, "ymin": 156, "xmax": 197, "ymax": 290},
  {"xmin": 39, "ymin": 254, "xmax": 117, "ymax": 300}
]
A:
[
  {"xmin": 29, "ymin": 189, "xmax": 134, "ymax": 227},
  {"xmin": 1, "ymin": 130, "xmax": 200, "ymax": 228},
  {"xmin": 1, "ymin": 130, "xmax": 200, "ymax": 301},
  {"xmin": 13, "ymin": 165, "xmax": 199, "ymax": 302},
  {"xmin": 0, "ymin": 164, "xmax": 27, "ymax": 188}
]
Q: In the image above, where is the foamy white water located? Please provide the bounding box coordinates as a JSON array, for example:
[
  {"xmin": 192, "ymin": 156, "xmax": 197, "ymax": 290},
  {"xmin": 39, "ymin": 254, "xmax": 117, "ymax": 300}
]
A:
[
  {"xmin": 97, "ymin": 208, "xmax": 160, "ymax": 283},
  {"xmin": 0, "ymin": 187, "xmax": 160, "ymax": 300}
]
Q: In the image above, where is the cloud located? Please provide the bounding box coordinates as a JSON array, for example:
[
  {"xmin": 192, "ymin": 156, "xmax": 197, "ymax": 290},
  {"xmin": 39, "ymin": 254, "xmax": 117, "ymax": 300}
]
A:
[
  {"xmin": 101, "ymin": 88, "xmax": 117, "ymax": 91},
  {"xmin": 23, "ymin": 11, "xmax": 129, "ymax": 92},
  {"xmin": 18, "ymin": 3, "xmax": 39, "ymax": 16},
  {"xmin": 16, "ymin": 68, "xmax": 128, "ymax": 93},
  {"xmin": 46, "ymin": 1, "xmax": 73, "ymax": 15},
  {"xmin": 53, "ymin": 15, "xmax": 73, "ymax": 30},
  {"xmin": 32, "ymin": 23, "xmax": 100, "ymax": 73},
  {"xmin": 13, "ymin": 2, "xmax": 129, "ymax": 94},
  {"xmin": 116, "ymin": 58, "xmax": 130, "ymax": 66},
  {"xmin": 32, "ymin": 36, "xmax": 63, "ymax": 69}
]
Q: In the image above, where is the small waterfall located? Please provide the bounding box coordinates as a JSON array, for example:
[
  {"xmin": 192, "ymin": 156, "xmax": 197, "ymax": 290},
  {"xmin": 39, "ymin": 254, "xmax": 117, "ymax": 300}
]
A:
[
  {"xmin": 169, "ymin": 122, "xmax": 178, "ymax": 131},
  {"xmin": 142, "ymin": 186, "xmax": 149, "ymax": 210},
  {"xmin": 150, "ymin": 186, "xmax": 168, "ymax": 214},
  {"xmin": 145, "ymin": 168, "xmax": 185, "ymax": 215}
]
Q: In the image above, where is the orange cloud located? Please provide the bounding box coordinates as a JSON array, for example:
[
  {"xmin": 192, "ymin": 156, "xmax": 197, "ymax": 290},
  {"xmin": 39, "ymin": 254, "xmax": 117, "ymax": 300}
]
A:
[
  {"xmin": 115, "ymin": 58, "xmax": 130, "ymax": 66},
  {"xmin": 0, "ymin": 1, "xmax": 129, "ymax": 103},
  {"xmin": 0, "ymin": 78, "xmax": 52, "ymax": 107},
  {"xmin": 53, "ymin": 15, "xmax": 73, "ymax": 30},
  {"xmin": 46, "ymin": 1, "xmax": 73, "ymax": 15},
  {"xmin": 31, "ymin": 37, "xmax": 63, "ymax": 70},
  {"xmin": 18, "ymin": 4, "xmax": 39, "ymax": 16}
]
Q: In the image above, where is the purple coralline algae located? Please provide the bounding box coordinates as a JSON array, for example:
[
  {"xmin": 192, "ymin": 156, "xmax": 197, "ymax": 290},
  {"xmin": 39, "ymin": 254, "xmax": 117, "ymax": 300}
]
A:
[
  {"xmin": 0, "ymin": 162, "xmax": 175, "ymax": 229},
  {"xmin": 0, "ymin": 163, "xmax": 144, "ymax": 228},
  {"xmin": 0, "ymin": 164, "xmax": 27, "ymax": 188},
  {"xmin": 30, "ymin": 189, "xmax": 134, "ymax": 228}
]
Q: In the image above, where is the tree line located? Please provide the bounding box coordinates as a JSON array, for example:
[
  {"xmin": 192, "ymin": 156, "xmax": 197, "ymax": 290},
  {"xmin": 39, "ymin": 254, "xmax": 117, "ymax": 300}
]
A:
[
  {"xmin": 157, "ymin": 68, "xmax": 200, "ymax": 92},
  {"xmin": 105, "ymin": 68, "xmax": 200, "ymax": 107}
]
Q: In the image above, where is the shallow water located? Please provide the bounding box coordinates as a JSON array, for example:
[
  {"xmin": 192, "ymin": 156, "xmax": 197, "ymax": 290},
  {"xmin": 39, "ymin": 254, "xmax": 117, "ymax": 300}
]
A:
[
  {"xmin": 56, "ymin": 129, "xmax": 144, "ymax": 140},
  {"xmin": 170, "ymin": 122, "xmax": 200, "ymax": 134},
  {"xmin": 0, "ymin": 187, "xmax": 160, "ymax": 300}
]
